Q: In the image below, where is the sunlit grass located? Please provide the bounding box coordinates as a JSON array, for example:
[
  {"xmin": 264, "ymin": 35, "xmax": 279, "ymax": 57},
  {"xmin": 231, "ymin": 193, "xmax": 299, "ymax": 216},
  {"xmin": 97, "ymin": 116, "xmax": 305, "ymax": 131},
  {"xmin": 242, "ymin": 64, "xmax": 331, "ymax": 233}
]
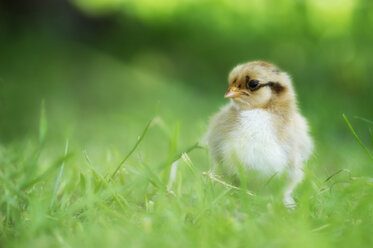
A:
[{"xmin": 1, "ymin": 104, "xmax": 372, "ymax": 248}]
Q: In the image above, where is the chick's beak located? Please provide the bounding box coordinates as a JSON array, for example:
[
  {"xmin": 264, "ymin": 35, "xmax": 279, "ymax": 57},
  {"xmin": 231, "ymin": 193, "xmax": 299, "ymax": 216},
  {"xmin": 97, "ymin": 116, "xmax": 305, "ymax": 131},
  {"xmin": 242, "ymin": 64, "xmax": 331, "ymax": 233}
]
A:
[{"xmin": 224, "ymin": 86, "xmax": 241, "ymax": 98}]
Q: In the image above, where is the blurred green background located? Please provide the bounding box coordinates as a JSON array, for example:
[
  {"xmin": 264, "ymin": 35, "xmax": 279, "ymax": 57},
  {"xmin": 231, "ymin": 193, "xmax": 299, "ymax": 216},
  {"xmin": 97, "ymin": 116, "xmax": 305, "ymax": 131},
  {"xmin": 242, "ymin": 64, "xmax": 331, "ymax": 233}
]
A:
[{"xmin": 0, "ymin": 0, "xmax": 372, "ymax": 170}]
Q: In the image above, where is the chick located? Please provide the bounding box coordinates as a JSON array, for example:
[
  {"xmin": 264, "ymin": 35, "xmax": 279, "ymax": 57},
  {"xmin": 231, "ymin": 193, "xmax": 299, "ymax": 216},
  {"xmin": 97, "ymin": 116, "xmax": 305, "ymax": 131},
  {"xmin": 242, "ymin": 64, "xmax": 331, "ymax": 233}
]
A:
[{"xmin": 206, "ymin": 61, "xmax": 313, "ymax": 207}]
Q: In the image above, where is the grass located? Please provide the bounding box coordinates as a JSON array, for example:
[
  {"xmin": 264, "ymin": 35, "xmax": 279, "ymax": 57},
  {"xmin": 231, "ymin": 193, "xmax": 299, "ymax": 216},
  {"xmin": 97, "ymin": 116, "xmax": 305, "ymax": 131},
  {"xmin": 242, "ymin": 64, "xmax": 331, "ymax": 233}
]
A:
[{"xmin": 0, "ymin": 103, "xmax": 373, "ymax": 248}]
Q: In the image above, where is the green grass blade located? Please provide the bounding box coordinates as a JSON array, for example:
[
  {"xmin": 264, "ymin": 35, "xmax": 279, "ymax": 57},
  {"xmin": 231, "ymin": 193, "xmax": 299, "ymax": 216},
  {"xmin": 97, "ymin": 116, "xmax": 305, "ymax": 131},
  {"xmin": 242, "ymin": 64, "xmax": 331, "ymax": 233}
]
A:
[
  {"xmin": 83, "ymin": 151, "xmax": 127, "ymax": 211},
  {"xmin": 50, "ymin": 139, "xmax": 69, "ymax": 208},
  {"xmin": 21, "ymin": 153, "xmax": 73, "ymax": 190},
  {"xmin": 171, "ymin": 142, "xmax": 203, "ymax": 165},
  {"xmin": 354, "ymin": 116, "xmax": 373, "ymax": 125},
  {"xmin": 343, "ymin": 114, "xmax": 373, "ymax": 161},
  {"xmin": 111, "ymin": 117, "xmax": 154, "ymax": 179},
  {"xmin": 264, "ymin": 172, "xmax": 279, "ymax": 187},
  {"xmin": 141, "ymin": 162, "xmax": 166, "ymax": 190},
  {"xmin": 324, "ymin": 169, "xmax": 343, "ymax": 182},
  {"xmin": 39, "ymin": 100, "xmax": 48, "ymax": 145}
]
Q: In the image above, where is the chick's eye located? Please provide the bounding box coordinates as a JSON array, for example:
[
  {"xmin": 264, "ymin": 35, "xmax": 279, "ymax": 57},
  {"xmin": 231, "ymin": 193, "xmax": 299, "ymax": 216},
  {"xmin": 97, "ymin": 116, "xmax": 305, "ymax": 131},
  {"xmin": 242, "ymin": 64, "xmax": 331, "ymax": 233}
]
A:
[{"xmin": 247, "ymin": 80, "xmax": 259, "ymax": 90}]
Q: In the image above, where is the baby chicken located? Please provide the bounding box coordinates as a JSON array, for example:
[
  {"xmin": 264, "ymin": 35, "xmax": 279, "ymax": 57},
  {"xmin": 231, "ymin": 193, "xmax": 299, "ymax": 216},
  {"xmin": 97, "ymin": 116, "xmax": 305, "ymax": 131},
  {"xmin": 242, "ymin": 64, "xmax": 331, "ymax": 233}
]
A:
[{"xmin": 206, "ymin": 61, "xmax": 313, "ymax": 207}]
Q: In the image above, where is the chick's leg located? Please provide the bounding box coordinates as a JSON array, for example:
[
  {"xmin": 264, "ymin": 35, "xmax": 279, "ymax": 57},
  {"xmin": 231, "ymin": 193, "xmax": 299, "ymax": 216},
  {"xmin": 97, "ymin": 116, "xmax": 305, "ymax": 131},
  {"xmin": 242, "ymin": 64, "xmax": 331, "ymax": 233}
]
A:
[{"xmin": 283, "ymin": 167, "xmax": 304, "ymax": 208}]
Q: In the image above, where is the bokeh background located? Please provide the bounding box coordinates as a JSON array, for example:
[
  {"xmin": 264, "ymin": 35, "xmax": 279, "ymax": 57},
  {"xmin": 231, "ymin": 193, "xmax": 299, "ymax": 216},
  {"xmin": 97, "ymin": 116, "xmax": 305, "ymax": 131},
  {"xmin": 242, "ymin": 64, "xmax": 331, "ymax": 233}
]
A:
[{"xmin": 1, "ymin": 0, "xmax": 372, "ymax": 172}]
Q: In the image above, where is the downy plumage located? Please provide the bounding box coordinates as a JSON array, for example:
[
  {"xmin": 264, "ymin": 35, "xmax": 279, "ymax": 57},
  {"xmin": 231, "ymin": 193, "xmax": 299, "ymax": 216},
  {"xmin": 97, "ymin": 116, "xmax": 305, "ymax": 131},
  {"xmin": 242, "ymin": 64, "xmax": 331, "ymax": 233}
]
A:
[{"xmin": 206, "ymin": 61, "xmax": 313, "ymax": 207}]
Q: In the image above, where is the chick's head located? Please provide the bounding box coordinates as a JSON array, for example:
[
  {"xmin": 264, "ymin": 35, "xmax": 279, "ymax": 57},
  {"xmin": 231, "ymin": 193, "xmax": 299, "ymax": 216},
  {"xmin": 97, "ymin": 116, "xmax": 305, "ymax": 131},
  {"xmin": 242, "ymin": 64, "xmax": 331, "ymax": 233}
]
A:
[{"xmin": 225, "ymin": 61, "xmax": 295, "ymax": 110}]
